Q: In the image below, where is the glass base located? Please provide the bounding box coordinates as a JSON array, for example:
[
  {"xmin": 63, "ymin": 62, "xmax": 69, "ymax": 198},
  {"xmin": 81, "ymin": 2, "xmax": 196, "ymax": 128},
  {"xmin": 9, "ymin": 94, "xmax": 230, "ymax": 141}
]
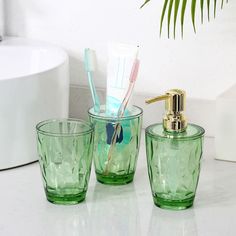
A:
[
  {"xmin": 153, "ymin": 195, "xmax": 194, "ymax": 210},
  {"xmin": 46, "ymin": 190, "xmax": 86, "ymax": 205},
  {"xmin": 96, "ymin": 172, "xmax": 134, "ymax": 185}
]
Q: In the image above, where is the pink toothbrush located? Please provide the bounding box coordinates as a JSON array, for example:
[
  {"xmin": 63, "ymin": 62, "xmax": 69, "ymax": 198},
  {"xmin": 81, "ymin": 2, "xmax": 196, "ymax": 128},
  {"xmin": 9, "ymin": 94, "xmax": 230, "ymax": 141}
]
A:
[{"xmin": 104, "ymin": 58, "xmax": 140, "ymax": 174}]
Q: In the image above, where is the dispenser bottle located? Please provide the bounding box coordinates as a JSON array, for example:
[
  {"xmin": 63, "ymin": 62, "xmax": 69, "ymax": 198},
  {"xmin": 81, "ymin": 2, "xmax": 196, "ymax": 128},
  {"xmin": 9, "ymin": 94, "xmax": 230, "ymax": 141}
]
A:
[{"xmin": 145, "ymin": 89, "xmax": 205, "ymax": 210}]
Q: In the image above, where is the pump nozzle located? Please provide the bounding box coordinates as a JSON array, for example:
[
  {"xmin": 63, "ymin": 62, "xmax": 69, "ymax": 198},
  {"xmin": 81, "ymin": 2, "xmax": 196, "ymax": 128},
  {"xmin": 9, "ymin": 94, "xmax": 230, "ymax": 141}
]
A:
[
  {"xmin": 145, "ymin": 89, "xmax": 187, "ymax": 132},
  {"xmin": 145, "ymin": 94, "xmax": 170, "ymax": 104}
]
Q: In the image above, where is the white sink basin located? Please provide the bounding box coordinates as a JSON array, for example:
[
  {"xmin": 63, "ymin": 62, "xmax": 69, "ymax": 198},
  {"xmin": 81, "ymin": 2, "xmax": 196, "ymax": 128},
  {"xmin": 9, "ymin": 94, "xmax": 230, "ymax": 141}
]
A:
[{"xmin": 0, "ymin": 37, "xmax": 69, "ymax": 170}]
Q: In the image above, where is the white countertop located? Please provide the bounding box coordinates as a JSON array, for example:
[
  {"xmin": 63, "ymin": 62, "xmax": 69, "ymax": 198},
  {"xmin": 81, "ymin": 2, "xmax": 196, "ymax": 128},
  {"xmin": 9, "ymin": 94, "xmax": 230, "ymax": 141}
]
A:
[{"xmin": 1, "ymin": 133, "xmax": 236, "ymax": 236}]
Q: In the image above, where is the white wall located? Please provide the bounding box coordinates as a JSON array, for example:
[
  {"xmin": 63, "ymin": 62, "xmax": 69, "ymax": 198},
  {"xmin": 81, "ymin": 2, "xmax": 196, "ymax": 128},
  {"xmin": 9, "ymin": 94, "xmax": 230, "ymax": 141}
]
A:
[
  {"xmin": 4, "ymin": 0, "xmax": 236, "ymax": 99},
  {"xmin": 0, "ymin": 0, "xmax": 4, "ymax": 37}
]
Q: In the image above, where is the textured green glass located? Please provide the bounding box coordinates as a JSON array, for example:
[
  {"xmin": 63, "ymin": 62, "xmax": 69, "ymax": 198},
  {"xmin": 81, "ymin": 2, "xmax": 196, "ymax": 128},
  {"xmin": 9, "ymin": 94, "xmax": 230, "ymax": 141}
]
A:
[
  {"xmin": 88, "ymin": 106, "xmax": 143, "ymax": 185},
  {"xmin": 36, "ymin": 119, "xmax": 94, "ymax": 205},
  {"xmin": 146, "ymin": 123, "xmax": 204, "ymax": 210}
]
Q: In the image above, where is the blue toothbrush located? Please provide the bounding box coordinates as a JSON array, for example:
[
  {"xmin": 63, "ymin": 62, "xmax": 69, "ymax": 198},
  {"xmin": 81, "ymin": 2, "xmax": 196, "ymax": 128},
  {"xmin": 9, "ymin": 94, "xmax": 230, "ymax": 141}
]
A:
[{"xmin": 84, "ymin": 48, "xmax": 100, "ymax": 113}]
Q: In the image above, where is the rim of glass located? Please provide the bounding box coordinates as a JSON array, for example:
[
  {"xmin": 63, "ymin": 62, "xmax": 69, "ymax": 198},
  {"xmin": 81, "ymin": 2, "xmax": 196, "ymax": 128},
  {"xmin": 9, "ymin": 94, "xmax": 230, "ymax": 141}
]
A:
[
  {"xmin": 146, "ymin": 123, "xmax": 205, "ymax": 141},
  {"xmin": 36, "ymin": 118, "xmax": 93, "ymax": 137},
  {"xmin": 88, "ymin": 105, "xmax": 143, "ymax": 121}
]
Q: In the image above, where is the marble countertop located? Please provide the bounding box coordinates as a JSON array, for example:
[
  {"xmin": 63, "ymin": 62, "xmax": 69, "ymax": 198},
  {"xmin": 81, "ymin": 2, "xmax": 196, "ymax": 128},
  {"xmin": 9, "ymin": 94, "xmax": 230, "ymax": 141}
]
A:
[{"xmin": 1, "ymin": 133, "xmax": 236, "ymax": 236}]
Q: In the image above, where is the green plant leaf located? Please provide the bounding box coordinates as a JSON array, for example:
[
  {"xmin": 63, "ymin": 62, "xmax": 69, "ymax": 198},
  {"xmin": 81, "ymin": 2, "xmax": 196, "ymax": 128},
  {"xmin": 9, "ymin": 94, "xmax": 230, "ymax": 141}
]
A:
[
  {"xmin": 174, "ymin": 0, "xmax": 181, "ymax": 38},
  {"xmin": 221, "ymin": 0, "xmax": 224, "ymax": 8},
  {"xmin": 207, "ymin": 0, "xmax": 210, "ymax": 21},
  {"xmin": 140, "ymin": 0, "xmax": 151, "ymax": 9},
  {"xmin": 160, "ymin": 0, "xmax": 169, "ymax": 36},
  {"xmin": 181, "ymin": 0, "xmax": 187, "ymax": 37},
  {"xmin": 167, "ymin": 0, "xmax": 174, "ymax": 38},
  {"xmin": 214, "ymin": 0, "xmax": 217, "ymax": 17},
  {"xmin": 200, "ymin": 0, "xmax": 204, "ymax": 23},
  {"xmin": 141, "ymin": 0, "xmax": 228, "ymax": 38},
  {"xmin": 191, "ymin": 0, "xmax": 197, "ymax": 33}
]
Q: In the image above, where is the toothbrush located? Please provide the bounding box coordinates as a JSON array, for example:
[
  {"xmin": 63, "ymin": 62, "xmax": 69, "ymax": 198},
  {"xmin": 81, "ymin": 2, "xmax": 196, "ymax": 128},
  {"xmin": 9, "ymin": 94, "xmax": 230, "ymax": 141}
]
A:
[
  {"xmin": 104, "ymin": 56, "xmax": 140, "ymax": 174},
  {"xmin": 84, "ymin": 48, "xmax": 100, "ymax": 113},
  {"xmin": 117, "ymin": 48, "xmax": 140, "ymax": 117},
  {"xmin": 117, "ymin": 59, "xmax": 140, "ymax": 117}
]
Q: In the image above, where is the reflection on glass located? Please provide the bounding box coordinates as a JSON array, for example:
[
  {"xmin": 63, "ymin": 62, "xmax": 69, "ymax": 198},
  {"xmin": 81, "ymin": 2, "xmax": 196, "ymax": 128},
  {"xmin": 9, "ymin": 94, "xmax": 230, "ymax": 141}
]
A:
[
  {"xmin": 89, "ymin": 183, "xmax": 141, "ymax": 235},
  {"xmin": 42, "ymin": 204, "xmax": 91, "ymax": 236},
  {"xmin": 148, "ymin": 207, "xmax": 198, "ymax": 236}
]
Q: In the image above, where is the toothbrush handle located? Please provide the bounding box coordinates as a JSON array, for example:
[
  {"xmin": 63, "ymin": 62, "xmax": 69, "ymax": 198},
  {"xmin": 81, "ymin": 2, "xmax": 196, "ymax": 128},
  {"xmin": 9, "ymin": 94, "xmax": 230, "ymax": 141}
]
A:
[
  {"xmin": 104, "ymin": 59, "xmax": 139, "ymax": 175},
  {"xmin": 118, "ymin": 81, "xmax": 134, "ymax": 117},
  {"xmin": 104, "ymin": 81, "xmax": 134, "ymax": 174},
  {"xmin": 88, "ymin": 72, "xmax": 100, "ymax": 112},
  {"xmin": 118, "ymin": 59, "xmax": 139, "ymax": 116}
]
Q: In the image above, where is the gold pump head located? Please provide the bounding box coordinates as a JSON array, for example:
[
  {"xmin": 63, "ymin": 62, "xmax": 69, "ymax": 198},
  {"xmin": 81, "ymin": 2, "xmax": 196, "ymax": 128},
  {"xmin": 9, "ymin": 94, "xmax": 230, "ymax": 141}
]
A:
[{"xmin": 146, "ymin": 89, "xmax": 187, "ymax": 132}]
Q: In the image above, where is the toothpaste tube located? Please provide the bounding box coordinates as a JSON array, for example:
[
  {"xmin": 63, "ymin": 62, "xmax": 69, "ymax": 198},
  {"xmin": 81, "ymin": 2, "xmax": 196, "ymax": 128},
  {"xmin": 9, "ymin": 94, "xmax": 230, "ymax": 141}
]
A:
[{"xmin": 106, "ymin": 42, "xmax": 139, "ymax": 116}]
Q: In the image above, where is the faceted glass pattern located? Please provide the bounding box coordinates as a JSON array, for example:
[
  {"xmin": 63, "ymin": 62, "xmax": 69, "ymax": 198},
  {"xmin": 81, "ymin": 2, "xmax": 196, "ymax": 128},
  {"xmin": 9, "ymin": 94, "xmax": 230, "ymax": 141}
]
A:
[
  {"xmin": 36, "ymin": 119, "xmax": 94, "ymax": 205},
  {"xmin": 145, "ymin": 123, "xmax": 204, "ymax": 210},
  {"xmin": 88, "ymin": 106, "xmax": 143, "ymax": 185}
]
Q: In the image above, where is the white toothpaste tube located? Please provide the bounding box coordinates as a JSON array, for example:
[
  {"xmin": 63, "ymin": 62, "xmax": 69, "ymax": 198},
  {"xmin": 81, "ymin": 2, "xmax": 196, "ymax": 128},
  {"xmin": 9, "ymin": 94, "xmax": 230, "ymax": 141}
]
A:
[{"xmin": 106, "ymin": 42, "xmax": 139, "ymax": 116}]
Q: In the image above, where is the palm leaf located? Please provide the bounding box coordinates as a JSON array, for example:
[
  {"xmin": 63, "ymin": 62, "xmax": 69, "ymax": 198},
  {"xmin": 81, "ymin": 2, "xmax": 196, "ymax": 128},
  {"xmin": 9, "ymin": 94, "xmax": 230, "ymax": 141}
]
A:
[
  {"xmin": 207, "ymin": 0, "xmax": 210, "ymax": 21},
  {"xmin": 160, "ymin": 0, "xmax": 169, "ymax": 36},
  {"xmin": 221, "ymin": 0, "xmax": 224, "ymax": 8},
  {"xmin": 141, "ymin": 0, "xmax": 228, "ymax": 38},
  {"xmin": 167, "ymin": 0, "xmax": 174, "ymax": 38},
  {"xmin": 191, "ymin": 0, "xmax": 197, "ymax": 33},
  {"xmin": 214, "ymin": 0, "xmax": 217, "ymax": 17},
  {"xmin": 174, "ymin": 0, "xmax": 181, "ymax": 38},
  {"xmin": 181, "ymin": 0, "xmax": 187, "ymax": 37},
  {"xmin": 200, "ymin": 0, "xmax": 204, "ymax": 23},
  {"xmin": 140, "ymin": 0, "xmax": 151, "ymax": 8}
]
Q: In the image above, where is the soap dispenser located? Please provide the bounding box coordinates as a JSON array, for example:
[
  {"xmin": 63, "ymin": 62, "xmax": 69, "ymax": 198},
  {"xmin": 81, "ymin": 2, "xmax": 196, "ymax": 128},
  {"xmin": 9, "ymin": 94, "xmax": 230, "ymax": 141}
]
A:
[{"xmin": 145, "ymin": 89, "xmax": 205, "ymax": 210}]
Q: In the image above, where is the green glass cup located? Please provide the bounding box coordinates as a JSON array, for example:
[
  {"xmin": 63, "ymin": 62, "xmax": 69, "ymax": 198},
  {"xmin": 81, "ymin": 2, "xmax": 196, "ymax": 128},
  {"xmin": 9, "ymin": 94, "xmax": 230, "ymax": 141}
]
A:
[
  {"xmin": 36, "ymin": 119, "xmax": 94, "ymax": 205},
  {"xmin": 88, "ymin": 105, "xmax": 143, "ymax": 185}
]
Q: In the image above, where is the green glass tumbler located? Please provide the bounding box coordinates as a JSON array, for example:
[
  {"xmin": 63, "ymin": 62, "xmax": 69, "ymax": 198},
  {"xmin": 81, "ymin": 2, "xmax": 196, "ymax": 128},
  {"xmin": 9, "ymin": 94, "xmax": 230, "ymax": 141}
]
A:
[
  {"xmin": 146, "ymin": 123, "xmax": 204, "ymax": 210},
  {"xmin": 88, "ymin": 105, "xmax": 143, "ymax": 185},
  {"xmin": 36, "ymin": 119, "xmax": 94, "ymax": 205}
]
